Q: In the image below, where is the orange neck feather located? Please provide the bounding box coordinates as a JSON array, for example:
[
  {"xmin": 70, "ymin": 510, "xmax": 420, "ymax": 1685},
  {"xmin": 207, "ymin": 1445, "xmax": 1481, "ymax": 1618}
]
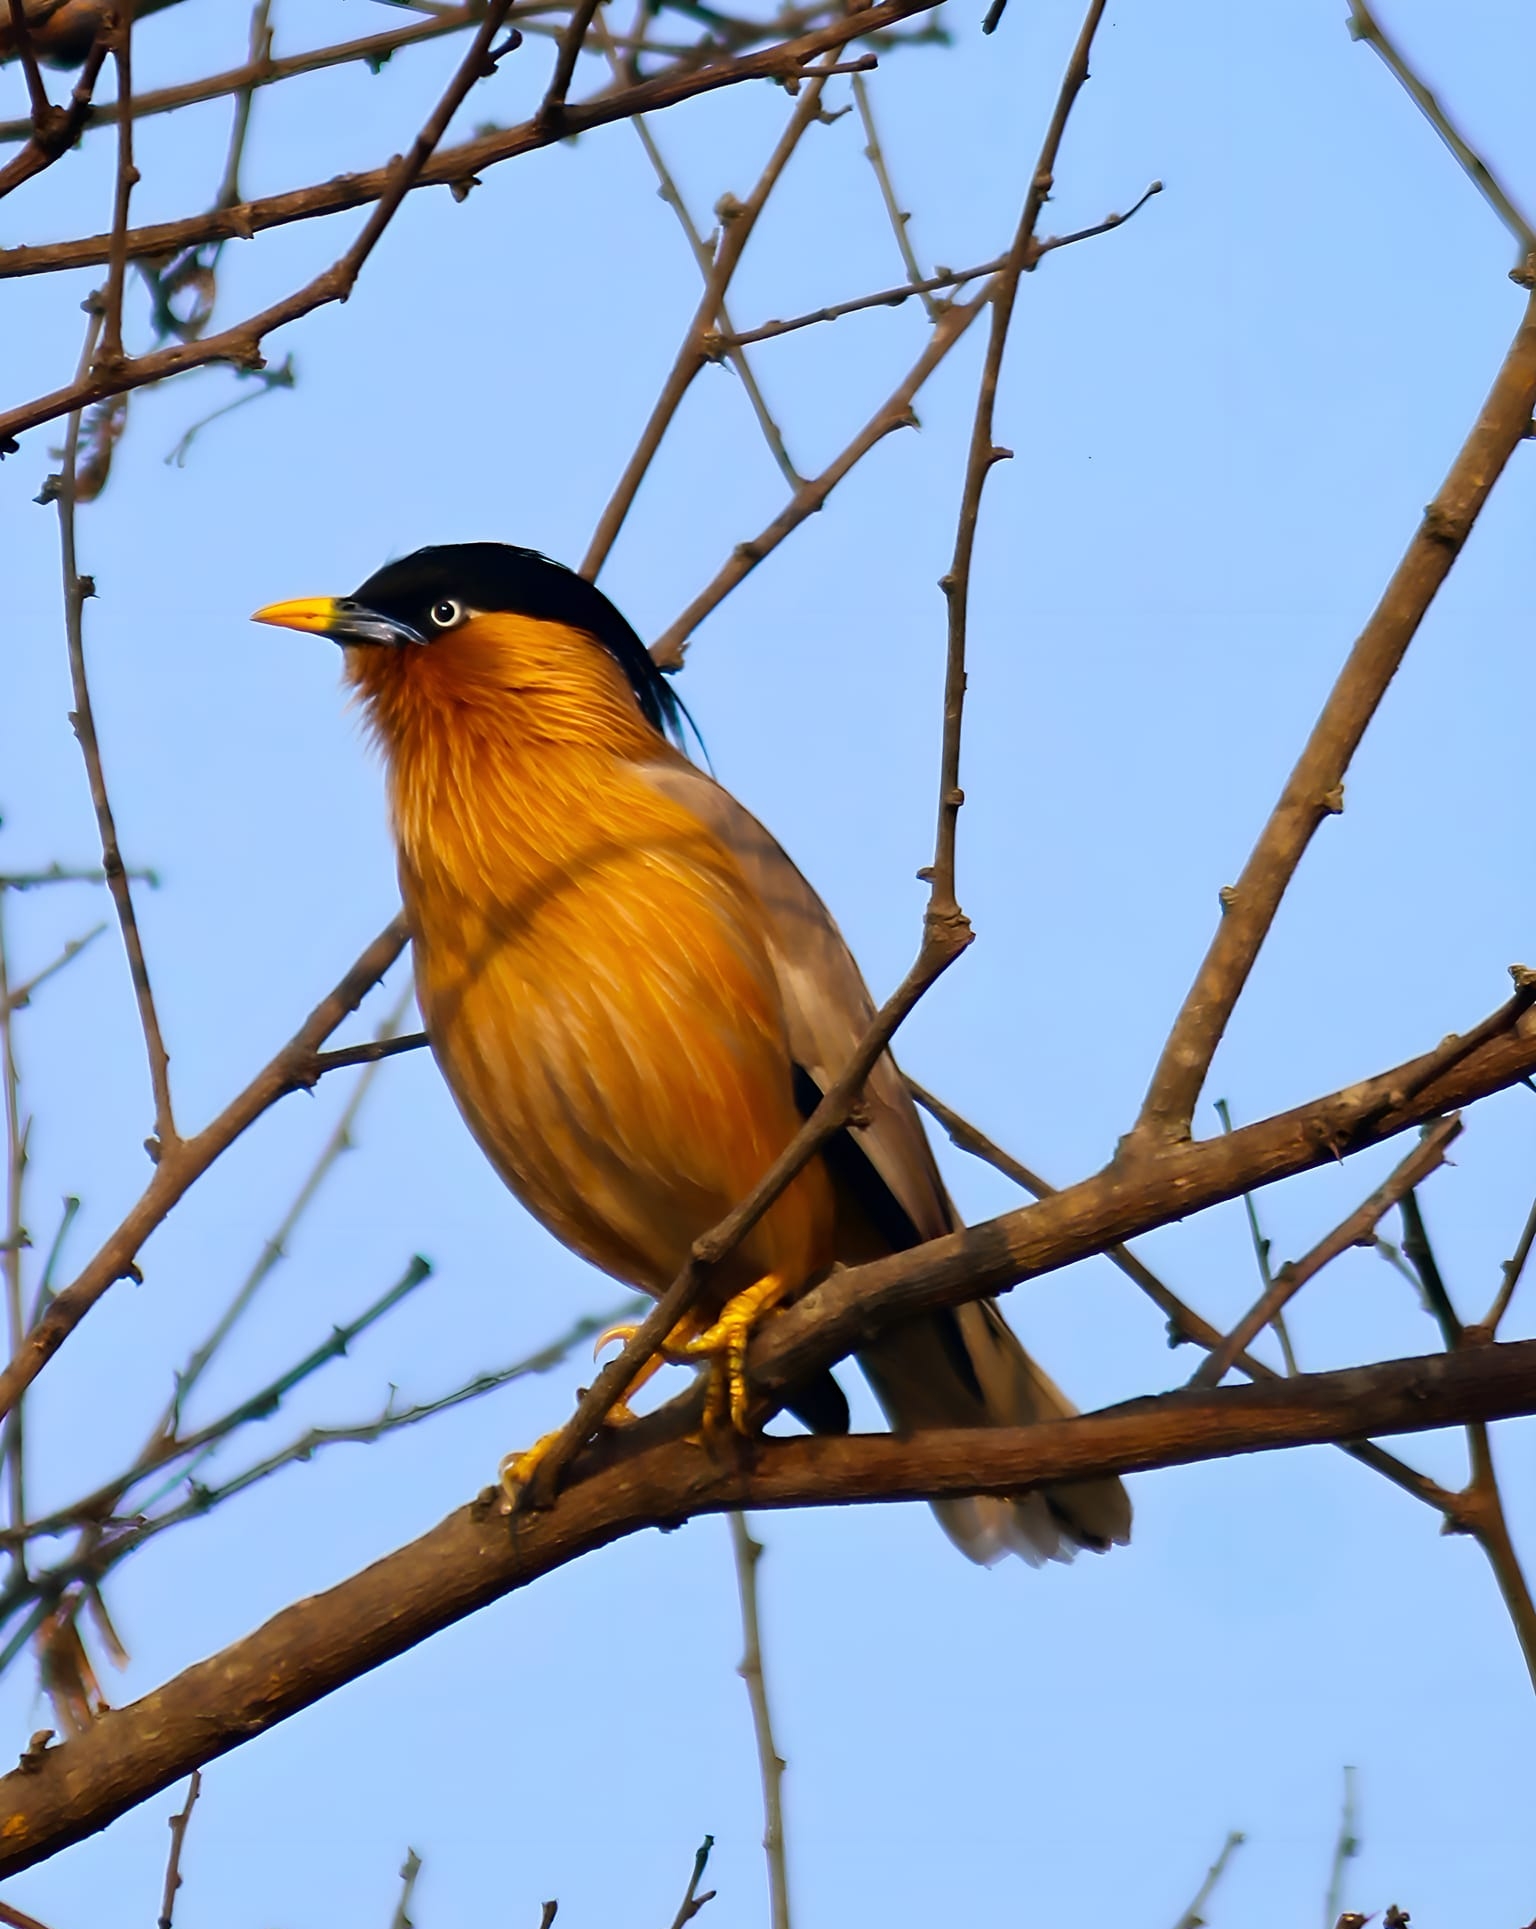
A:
[{"xmin": 343, "ymin": 612, "xmax": 679, "ymax": 899}]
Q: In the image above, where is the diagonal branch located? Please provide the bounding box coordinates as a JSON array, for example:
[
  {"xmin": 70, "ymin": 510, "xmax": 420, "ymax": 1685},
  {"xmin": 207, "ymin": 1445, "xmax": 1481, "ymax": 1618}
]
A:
[
  {"xmin": 0, "ymin": 0, "xmax": 944, "ymax": 295},
  {"xmin": 0, "ymin": 916, "xmax": 409, "ymax": 1425},
  {"xmin": 1134, "ymin": 289, "xmax": 1536, "ymax": 1143},
  {"xmin": 906, "ymin": 1077, "xmax": 1455, "ymax": 1511},
  {"xmin": 5, "ymin": 1337, "xmax": 1536, "ymax": 1874},
  {"xmin": 56, "ymin": 307, "xmax": 178, "ymax": 1158},
  {"xmin": 580, "ymin": 57, "xmax": 835, "ymax": 578},
  {"xmin": 650, "ymin": 292, "xmax": 986, "ymax": 667},
  {"xmin": 1190, "ymin": 1115, "xmax": 1463, "ymax": 1389},
  {"xmin": 1347, "ymin": 1, "xmax": 1536, "ymax": 261},
  {"xmin": 928, "ymin": 0, "xmax": 1110, "ymax": 926},
  {"xmin": 0, "ymin": 0, "xmax": 520, "ymax": 452}
]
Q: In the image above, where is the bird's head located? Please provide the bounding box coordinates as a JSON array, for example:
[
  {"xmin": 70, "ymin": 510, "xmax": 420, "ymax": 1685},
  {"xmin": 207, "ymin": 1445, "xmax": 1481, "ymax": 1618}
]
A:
[{"xmin": 252, "ymin": 541, "xmax": 685, "ymax": 754}]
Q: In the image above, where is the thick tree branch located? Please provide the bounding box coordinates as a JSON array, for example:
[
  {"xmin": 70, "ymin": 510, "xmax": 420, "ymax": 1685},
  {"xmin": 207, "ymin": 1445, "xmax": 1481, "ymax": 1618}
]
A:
[
  {"xmin": 4, "ymin": 1338, "xmax": 1536, "ymax": 1873},
  {"xmin": 1134, "ymin": 290, "xmax": 1536, "ymax": 1142},
  {"xmin": 751, "ymin": 996, "xmax": 1536, "ymax": 1406}
]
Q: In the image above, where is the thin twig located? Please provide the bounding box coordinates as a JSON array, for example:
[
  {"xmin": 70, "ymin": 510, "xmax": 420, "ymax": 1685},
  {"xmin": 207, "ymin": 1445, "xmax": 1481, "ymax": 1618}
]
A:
[
  {"xmin": 0, "ymin": 897, "xmax": 28, "ymax": 1583},
  {"xmin": 667, "ymin": 1837, "xmax": 717, "ymax": 1929},
  {"xmin": 1189, "ymin": 1117, "xmax": 1463, "ymax": 1390},
  {"xmin": 850, "ymin": 73, "xmax": 937, "ymax": 318},
  {"xmin": 0, "ymin": 862, "xmax": 156, "ymax": 891},
  {"xmin": 1398, "ymin": 1198, "xmax": 1536, "ymax": 1692},
  {"xmin": 1323, "ymin": 1766, "xmax": 1360, "ymax": 1929},
  {"xmin": 56, "ymin": 302, "xmax": 179, "ymax": 1158},
  {"xmin": 538, "ymin": 0, "xmax": 603, "ymax": 124},
  {"xmin": 172, "ymin": 981, "xmax": 418, "ymax": 1423},
  {"xmin": 157, "ymin": 1769, "xmax": 201, "ymax": 1929},
  {"xmin": 1134, "ymin": 291, "xmax": 1536, "ymax": 1142},
  {"xmin": 906, "ymin": 1077, "xmax": 1456, "ymax": 1513},
  {"xmin": 0, "ymin": 914, "xmax": 410, "ymax": 1424},
  {"xmin": 929, "ymin": 0, "xmax": 1114, "ymax": 924},
  {"xmin": 98, "ymin": 4, "xmax": 137, "ymax": 366},
  {"xmin": 0, "ymin": 0, "xmax": 943, "ymax": 304},
  {"xmin": 391, "ymin": 1848, "xmax": 422, "ymax": 1929},
  {"xmin": 650, "ymin": 292, "xmax": 986, "ymax": 666},
  {"xmin": 1214, "ymin": 1098, "xmax": 1298, "ymax": 1375},
  {"xmin": 2, "ymin": 924, "xmax": 108, "ymax": 1014},
  {"xmin": 0, "ymin": 1302, "xmax": 637, "ymax": 1582},
  {"xmin": 729, "ymin": 1514, "xmax": 790, "ymax": 1929},
  {"xmin": 714, "ymin": 255, "xmax": 1005, "ymax": 349},
  {"xmin": 214, "ymin": 0, "xmax": 272, "ymax": 211},
  {"xmin": 581, "ymin": 57, "xmax": 836, "ymax": 578},
  {"xmin": 1347, "ymin": 1, "xmax": 1536, "ymax": 262},
  {"xmin": 709, "ymin": 183, "xmax": 1160, "ymax": 353},
  {"xmin": 1480, "ymin": 1187, "xmax": 1536, "ymax": 1336},
  {"xmin": 0, "ymin": 1901, "xmax": 56, "ymax": 1929},
  {"xmin": 4, "ymin": 0, "xmax": 53, "ymax": 125},
  {"xmin": 0, "ymin": 27, "xmax": 110, "ymax": 200},
  {"xmin": 597, "ymin": 14, "xmax": 801, "ymax": 488},
  {"xmin": 1171, "ymin": 1829, "xmax": 1246, "ymax": 1929},
  {"xmin": 0, "ymin": 0, "xmax": 526, "ymax": 450}
]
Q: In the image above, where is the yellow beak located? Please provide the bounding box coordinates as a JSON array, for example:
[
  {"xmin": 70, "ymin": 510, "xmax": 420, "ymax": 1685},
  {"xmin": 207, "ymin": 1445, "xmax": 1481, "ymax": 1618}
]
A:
[{"xmin": 251, "ymin": 596, "xmax": 344, "ymax": 636}]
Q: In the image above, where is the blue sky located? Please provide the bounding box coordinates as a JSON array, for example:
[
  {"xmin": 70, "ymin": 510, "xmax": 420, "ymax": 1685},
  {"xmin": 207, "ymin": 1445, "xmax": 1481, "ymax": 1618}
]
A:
[{"xmin": 3, "ymin": 2, "xmax": 1535, "ymax": 1923}]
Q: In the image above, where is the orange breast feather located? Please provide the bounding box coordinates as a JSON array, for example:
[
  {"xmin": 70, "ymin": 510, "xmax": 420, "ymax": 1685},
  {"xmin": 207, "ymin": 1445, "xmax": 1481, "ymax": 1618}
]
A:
[{"xmin": 348, "ymin": 616, "xmax": 834, "ymax": 1305}]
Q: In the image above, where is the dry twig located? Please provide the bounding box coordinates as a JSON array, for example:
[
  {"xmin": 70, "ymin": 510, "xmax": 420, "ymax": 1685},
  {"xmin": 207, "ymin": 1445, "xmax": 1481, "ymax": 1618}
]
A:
[
  {"xmin": 1135, "ymin": 293, "xmax": 1536, "ymax": 1142},
  {"xmin": 157, "ymin": 1769, "xmax": 201, "ymax": 1929},
  {"xmin": 729, "ymin": 1515, "xmax": 790, "ymax": 1929}
]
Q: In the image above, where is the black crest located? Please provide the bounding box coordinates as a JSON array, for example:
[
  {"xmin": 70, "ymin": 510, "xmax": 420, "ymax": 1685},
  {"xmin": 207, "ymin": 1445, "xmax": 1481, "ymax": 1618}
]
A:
[{"xmin": 353, "ymin": 542, "xmax": 685, "ymax": 744}]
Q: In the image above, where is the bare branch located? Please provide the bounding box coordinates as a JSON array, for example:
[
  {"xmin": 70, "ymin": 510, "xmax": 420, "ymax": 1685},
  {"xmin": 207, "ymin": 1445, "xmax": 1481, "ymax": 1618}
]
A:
[
  {"xmin": 391, "ymin": 1848, "xmax": 422, "ymax": 1929},
  {"xmin": 98, "ymin": 4, "xmax": 136, "ymax": 366},
  {"xmin": 55, "ymin": 305, "xmax": 178, "ymax": 1157},
  {"xmin": 538, "ymin": 0, "xmax": 603, "ymax": 126},
  {"xmin": 156, "ymin": 1770, "xmax": 200, "ymax": 1929},
  {"xmin": 0, "ymin": 915, "xmax": 409, "ymax": 1424},
  {"xmin": 667, "ymin": 1838, "xmax": 718, "ymax": 1928},
  {"xmin": 0, "ymin": 26, "xmax": 108, "ymax": 199},
  {"xmin": 928, "ymin": 0, "xmax": 1113, "ymax": 925},
  {"xmin": 756, "ymin": 998, "xmax": 1536, "ymax": 1417},
  {"xmin": 650, "ymin": 292, "xmax": 986, "ymax": 667},
  {"xmin": 1135, "ymin": 291, "xmax": 1536, "ymax": 1143},
  {"xmin": 1190, "ymin": 1116, "xmax": 1463, "ymax": 1390},
  {"xmin": 850, "ymin": 73, "xmax": 937, "ymax": 319},
  {"xmin": 581, "ymin": 57, "xmax": 836, "ymax": 579},
  {"xmin": 1171, "ymin": 1829, "xmax": 1245, "ymax": 1929},
  {"xmin": 6, "ymin": 1337, "xmax": 1536, "ymax": 1873},
  {"xmin": 599, "ymin": 15, "xmax": 801, "ymax": 488},
  {"xmin": 1323, "ymin": 1766, "xmax": 1361, "ymax": 1928},
  {"xmin": 906, "ymin": 1077, "xmax": 1456, "ymax": 1513},
  {"xmin": 0, "ymin": 0, "xmax": 945, "ymax": 296},
  {"xmin": 1347, "ymin": 1, "xmax": 1536, "ymax": 261},
  {"xmin": 729, "ymin": 1515, "xmax": 789, "ymax": 1929}
]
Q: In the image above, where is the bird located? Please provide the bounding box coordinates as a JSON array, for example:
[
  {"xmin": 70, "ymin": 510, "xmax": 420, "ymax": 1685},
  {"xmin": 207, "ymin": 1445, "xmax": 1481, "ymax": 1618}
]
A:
[{"xmin": 253, "ymin": 542, "xmax": 1131, "ymax": 1566}]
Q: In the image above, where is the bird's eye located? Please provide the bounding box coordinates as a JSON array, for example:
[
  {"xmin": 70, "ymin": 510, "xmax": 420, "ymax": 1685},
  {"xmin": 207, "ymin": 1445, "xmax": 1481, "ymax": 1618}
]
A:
[{"xmin": 428, "ymin": 597, "xmax": 464, "ymax": 629}]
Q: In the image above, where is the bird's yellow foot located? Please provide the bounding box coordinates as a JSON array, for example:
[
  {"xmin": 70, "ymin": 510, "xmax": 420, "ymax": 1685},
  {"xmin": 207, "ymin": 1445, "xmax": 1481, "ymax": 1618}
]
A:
[
  {"xmin": 679, "ymin": 1272, "xmax": 789, "ymax": 1433},
  {"xmin": 591, "ymin": 1321, "xmax": 674, "ymax": 1424},
  {"xmin": 498, "ymin": 1427, "xmax": 561, "ymax": 1509},
  {"xmin": 500, "ymin": 1329, "xmax": 668, "ymax": 1509}
]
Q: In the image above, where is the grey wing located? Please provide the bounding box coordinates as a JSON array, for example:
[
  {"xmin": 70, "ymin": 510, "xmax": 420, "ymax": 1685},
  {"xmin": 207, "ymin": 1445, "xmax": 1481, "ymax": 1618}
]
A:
[
  {"xmin": 641, "ymin": 756, "xmax": 1134, "ymax": 1567},
  {"xmin": 640, "ymin": 757, "xmax": 955, "ymax": 1246}
]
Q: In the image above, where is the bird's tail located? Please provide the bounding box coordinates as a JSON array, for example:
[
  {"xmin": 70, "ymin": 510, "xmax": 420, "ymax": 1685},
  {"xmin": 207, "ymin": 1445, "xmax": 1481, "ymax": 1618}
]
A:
[{"xmin": 856, "ymin": 1299, "xmax": 1132, "ymax": 1567}]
